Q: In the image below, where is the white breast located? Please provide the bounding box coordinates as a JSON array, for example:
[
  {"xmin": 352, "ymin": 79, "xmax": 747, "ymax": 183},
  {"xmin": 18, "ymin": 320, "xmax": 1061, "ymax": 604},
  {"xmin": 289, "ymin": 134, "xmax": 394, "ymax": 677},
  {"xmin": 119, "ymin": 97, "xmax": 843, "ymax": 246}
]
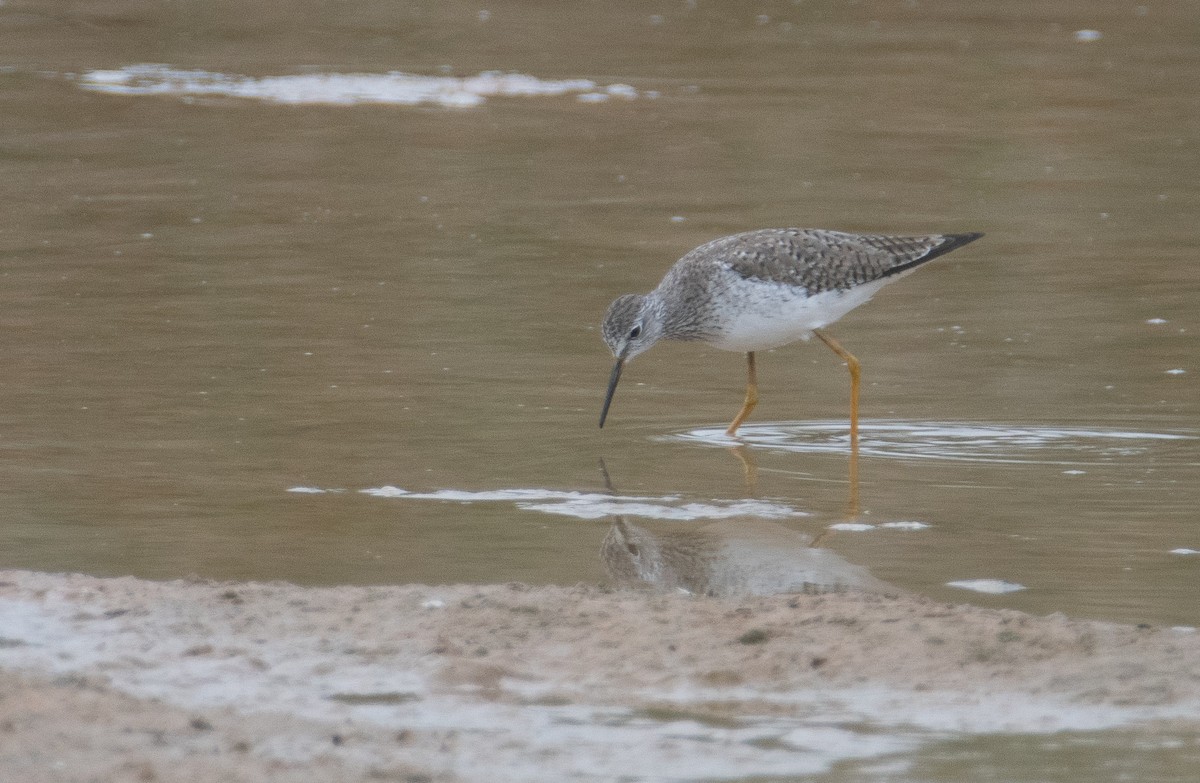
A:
[{"xmin": 705, "ymin": 275, "xmax": 896, "ymax": 353}]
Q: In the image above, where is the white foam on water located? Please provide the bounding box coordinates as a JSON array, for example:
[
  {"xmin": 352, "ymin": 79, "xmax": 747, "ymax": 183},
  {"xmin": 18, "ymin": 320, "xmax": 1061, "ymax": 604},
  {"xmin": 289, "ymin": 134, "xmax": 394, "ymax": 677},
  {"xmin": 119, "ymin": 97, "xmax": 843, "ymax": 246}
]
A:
[
  {"xmin": 521, "ymin": 499, "xmax": 804, "ymax": 521},
  {"xmin": 360, "ymin": 487, "xmax": 660, "ymax": 503},
  {"xmin": 880, "ymin": 521, "xmax": 931, "ymax": 530},
  {"xmin": 946, "ymin": 579, "xmax": 1027, "ymax": 594},
  {"xmin": 1170, "ymin": 548, "xmax": 1199, "ymax": 555},
  {"xmin": 76, "ymin": 64, "xmax": 636, "ymax": 107},
  {"xmin": 605, "ymin": 83, "xmax": 638, "ymax": 99},
  {"xmin": 824, "ymin": 521, "xmax": 931, "ymax": 533},
  {"xmin": 356, "ymin": 486, "xmax": 806, "ymax": 521}
]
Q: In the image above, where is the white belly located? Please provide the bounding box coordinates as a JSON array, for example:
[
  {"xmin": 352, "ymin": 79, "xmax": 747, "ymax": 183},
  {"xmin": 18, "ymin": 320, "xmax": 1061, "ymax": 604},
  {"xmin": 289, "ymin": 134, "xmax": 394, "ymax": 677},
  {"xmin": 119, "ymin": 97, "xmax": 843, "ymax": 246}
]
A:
[{"xmin": 706, "ymin": 277, "xmax": 894, "ymax": 352}]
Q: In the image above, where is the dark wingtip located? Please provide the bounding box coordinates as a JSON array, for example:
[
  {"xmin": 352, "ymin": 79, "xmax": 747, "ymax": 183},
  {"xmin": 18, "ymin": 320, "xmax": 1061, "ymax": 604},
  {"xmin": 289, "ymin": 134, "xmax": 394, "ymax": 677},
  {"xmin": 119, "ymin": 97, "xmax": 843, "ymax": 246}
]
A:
[
  {"xmin": 900, "ymin": 231, "xmax": 985, "ymax": 270},
  {"xmin": 936, "ymin": 231, "xmax": 985, "ymax": 255}
]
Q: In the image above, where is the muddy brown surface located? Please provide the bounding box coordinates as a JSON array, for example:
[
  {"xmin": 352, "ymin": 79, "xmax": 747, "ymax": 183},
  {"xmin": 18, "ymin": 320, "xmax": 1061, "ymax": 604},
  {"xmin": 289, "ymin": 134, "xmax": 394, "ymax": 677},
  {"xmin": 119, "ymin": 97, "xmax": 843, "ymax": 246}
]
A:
[{"xmin": 2, "ymin": 570, "xmax": 1199, "ymax": 781}]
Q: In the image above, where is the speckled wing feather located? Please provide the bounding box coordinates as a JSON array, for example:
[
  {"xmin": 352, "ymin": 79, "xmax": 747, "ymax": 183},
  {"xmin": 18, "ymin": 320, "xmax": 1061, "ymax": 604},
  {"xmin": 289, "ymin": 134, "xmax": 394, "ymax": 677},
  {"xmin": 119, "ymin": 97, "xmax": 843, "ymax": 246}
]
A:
[{"xmin": 697, "ymin": 229, "xmax": 983, "ymax": 294}]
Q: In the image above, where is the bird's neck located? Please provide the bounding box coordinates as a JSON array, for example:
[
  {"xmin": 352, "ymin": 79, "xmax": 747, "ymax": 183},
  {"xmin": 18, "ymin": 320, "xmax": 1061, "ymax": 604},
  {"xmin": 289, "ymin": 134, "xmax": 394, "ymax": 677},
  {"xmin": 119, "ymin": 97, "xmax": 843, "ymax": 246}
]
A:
[{"xmin": 650, "ymin": 286, "xmax": 716, "ymax": 342}]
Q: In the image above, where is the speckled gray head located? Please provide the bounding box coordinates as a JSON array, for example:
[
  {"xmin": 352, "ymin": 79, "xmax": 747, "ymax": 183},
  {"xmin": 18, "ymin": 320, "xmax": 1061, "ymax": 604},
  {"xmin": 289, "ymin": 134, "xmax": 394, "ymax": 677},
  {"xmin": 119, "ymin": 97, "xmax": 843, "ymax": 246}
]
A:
[{"xmin": 599, "ymin": 293, "xmax": 665, "ymax": 428}]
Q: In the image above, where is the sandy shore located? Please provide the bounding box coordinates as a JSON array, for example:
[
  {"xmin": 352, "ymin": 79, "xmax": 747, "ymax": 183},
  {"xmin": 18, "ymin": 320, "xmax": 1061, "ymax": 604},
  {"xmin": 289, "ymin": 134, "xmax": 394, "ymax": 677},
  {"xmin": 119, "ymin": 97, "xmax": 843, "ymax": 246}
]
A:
[{"xmin": 2, "ymin": 570, "xmax": 1199, "ymax": 781}]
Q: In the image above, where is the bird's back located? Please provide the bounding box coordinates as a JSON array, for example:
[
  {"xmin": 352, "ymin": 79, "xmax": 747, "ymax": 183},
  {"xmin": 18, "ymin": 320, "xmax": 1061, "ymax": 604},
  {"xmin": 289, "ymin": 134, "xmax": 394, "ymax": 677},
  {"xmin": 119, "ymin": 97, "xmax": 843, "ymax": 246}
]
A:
[{"xmin": 677, "ymin": 228, "xmax": 983, "ymax": 295}]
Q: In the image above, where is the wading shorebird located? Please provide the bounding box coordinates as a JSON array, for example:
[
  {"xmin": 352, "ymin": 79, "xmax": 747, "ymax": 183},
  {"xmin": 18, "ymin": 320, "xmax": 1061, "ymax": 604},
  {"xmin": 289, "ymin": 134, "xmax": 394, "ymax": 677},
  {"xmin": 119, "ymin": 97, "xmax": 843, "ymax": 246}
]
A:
[{"xmin": 598, "ymin": 228, "xmax": 983, "ymax": 441}]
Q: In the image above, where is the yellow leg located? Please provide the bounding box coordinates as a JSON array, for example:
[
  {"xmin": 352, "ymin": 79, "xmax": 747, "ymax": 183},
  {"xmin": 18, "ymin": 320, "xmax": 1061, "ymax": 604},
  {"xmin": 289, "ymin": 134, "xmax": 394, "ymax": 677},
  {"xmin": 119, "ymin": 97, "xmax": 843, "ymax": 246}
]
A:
[
  {"xmin": 814, "ymin": 330, "xmax": 860, "ymax": 452},
  {"xmin": 845, "ymin": 445, "xmax": 860, "ymax": 517},
  {"xmin": 814, "ymin": 329, "xmax": 861, "ymax": 516},
  {"xmin": 725, "ymin": 351, "xmax": 758, "ymax": 437}
]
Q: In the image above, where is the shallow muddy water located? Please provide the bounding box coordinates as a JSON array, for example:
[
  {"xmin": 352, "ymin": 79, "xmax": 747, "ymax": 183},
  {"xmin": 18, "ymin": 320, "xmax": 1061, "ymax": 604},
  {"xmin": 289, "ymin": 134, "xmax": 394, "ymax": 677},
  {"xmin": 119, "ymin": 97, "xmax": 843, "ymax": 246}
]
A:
[
  {"xmin": 3, "ymin": 0, "xmax": 1197, "ymax": 619},
  {"xmin": 1, "ymin": 1, "xmax": 1198, "ymax": 778}
]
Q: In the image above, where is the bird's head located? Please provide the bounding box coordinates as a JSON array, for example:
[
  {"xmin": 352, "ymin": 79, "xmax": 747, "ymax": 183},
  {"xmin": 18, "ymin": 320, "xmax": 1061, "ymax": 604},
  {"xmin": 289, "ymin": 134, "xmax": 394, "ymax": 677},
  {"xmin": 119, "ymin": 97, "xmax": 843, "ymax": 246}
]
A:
[
  {"xmin": 599, "ymin": 293, "xmax": 664, "ymax": 428},
  {"xmin": 601, "ymin": 293, "xmax": 664, "ymax": 361}
]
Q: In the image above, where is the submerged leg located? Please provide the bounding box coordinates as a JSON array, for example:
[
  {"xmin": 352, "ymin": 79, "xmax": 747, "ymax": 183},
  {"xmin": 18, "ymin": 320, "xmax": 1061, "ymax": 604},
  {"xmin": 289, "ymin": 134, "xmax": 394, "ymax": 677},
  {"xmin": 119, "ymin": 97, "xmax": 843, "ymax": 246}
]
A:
[
  {"xmin": 814, "ymin": 330, "xmax": 861, "ymax": 517},
  {"xmin": 814, "ymin": 330, "xmax": 861, "ymax": 452},
  {"xmin": 725, "ymin": 351, "xmax": 758, "ymax": 437}
]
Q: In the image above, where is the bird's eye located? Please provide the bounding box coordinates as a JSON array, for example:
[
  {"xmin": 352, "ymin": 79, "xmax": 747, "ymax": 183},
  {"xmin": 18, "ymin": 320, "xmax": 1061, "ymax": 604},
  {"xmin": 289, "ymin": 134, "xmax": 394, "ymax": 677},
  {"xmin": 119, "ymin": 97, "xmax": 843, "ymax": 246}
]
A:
[{"xmin": 629, "ymin": 325, "xmax": 642, "ymax": 339}]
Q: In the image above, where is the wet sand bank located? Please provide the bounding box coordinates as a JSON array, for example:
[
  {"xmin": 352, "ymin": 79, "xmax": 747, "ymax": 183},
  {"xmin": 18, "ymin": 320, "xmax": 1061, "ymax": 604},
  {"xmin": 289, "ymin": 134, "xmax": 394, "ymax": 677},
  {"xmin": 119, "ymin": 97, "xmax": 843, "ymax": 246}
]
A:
[{"xmin": 2, "ymin": 570, "xmax": 1199, "ymax": 781}]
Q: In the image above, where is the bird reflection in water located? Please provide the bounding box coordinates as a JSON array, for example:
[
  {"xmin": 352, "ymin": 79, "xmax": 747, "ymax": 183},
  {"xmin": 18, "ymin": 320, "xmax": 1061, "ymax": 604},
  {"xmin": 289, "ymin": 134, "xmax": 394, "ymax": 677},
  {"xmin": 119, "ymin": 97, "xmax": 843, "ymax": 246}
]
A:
[
  {"xmin": 728, "ymin": 442, "xmax": 858, "ymax": 523},
  {"xmin": 601, "ymin": 517, "xmax": 890, "ymax": 598},
  {"xmin": 597, "ymin": 458, "xmax": 888, "ymax": 598}
]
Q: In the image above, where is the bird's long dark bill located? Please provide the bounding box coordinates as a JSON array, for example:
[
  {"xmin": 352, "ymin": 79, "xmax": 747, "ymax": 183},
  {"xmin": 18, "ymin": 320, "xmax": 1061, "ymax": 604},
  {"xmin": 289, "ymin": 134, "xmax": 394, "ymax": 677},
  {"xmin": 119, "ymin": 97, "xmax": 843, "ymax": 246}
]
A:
[{"xmin": 598, "ymin": 359, "xmax": 625, "ymax": 428}]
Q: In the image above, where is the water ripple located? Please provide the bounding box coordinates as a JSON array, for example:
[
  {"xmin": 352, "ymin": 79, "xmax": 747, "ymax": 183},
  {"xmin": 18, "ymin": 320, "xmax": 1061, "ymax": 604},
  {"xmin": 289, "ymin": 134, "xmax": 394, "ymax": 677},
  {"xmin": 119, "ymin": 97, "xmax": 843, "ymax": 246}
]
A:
[{"xmin": 671, "ymin": 421, "xmax": 1198, "ymax": 466}]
